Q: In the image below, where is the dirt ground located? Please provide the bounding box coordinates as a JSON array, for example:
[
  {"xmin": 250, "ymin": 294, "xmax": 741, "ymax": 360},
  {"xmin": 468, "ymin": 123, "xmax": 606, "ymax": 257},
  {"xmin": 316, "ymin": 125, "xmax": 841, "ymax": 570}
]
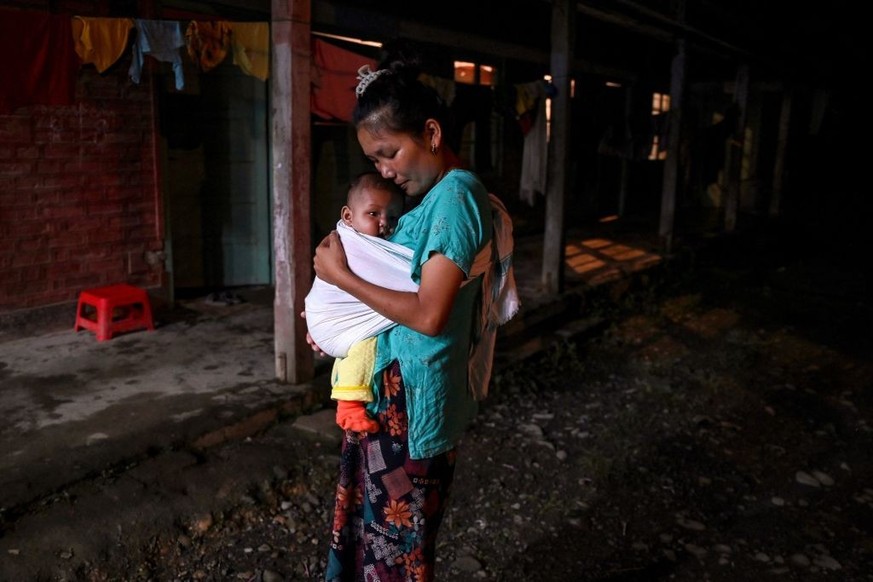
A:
[{"xmin": 3, "ymin": 222, "xmax": 872, "ymax": 581}]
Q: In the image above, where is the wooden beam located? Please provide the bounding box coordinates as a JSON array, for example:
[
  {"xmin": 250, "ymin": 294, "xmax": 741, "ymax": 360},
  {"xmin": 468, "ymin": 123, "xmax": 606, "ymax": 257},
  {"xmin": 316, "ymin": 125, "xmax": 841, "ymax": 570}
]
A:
[
  {"xmin": 769, "ymin": 88, "xmax": 793, "ymax": 217},
  {"xmin": 271, "ymin": 0, "xmax": 313, "ymax": 384},
  {"xmin": 403, "ymin": 20, "xmax": 632, "ymax": 81},
  {"xmin": 576, "ymin": 2, "xmax": 672, "ymax": 44},
  {"xmin": 607, "ymin": 0, "xmax": 753, "ymax": 59},
  {"xmin": 577, "ymin": 0, "xmax": 754, "ymax": 64},
  {"xmin": 744, "ymin": 91, "xmax": 764, "ymax": 212},
  {"xmin": 689, "ymin": 80, "xmax": 783, "ymax": 93},
  {"xmin": 542, "ymin": 0, "xmax": 574, "ymax": 294},
  {"xmin": 618, "ymin": 84, "xmax": 633, "ymax": 217},
  {"xmin": 200, "ymin": 0, "xmax": 270, "ymax": 13},
  {"xmin": 311, "ymin": 1, "xmax": 636, "ymax": 82},
  {"xmin": 658, "ymin": 30, "xmax": 686, "ymax": 253},
  {"xmin": 723, "ymin": 63, "xmax": 749, "ymax": 233}
]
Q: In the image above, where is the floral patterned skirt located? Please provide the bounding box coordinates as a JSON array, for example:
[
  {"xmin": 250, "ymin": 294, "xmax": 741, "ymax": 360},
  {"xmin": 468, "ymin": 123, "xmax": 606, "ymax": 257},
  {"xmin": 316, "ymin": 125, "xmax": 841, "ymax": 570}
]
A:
[{"xmin": 325, "ymin": 361, "xmax": 456, "ymax": 582}]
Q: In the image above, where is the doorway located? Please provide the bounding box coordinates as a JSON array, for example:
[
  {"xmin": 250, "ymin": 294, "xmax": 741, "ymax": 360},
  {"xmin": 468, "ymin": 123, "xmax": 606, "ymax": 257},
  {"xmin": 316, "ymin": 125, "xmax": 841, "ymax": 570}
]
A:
[{"xmin": 161, "ymin": 60, "xmax": 272, "ymax": 298}]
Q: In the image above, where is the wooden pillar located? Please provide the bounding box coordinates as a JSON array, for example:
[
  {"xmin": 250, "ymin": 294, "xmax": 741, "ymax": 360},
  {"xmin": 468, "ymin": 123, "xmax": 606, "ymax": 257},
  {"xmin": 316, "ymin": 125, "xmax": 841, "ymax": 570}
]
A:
[
  {"xmin": 769, "ymin": 88, "xmax": 793, "ymax": 217},
  {"xmin": 658, "ymin": 35, "xmax": 686, "ymax": 253},
  {"xmin": 744, "ymin": 91, "xmax": 764, "ymax": 212},
  {"xmin": 618, "ymin": 84, "xmax": 633, "ymax": 217},
  {"xmin": 137, "ymin": 0, "xmax": 171, "ymax": 302},
  {"xmin": 723, "ymin": 63, "xmax": 749, "ymax": 232},
  {"xmin": 541, "ymin": 0, "xmax": 574, "ymax": 294},
  {"xmin": 271, "ymin": 0, "xmax": 313, "ymax": 384}
]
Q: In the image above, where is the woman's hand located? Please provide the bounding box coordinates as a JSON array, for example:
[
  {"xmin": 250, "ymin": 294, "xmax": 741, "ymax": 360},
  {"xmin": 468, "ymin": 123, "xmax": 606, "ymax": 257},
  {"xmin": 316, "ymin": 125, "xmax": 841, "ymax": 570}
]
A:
[{"xmin": 313, "ymin": 231, "xmax": 350, "ymax": 288}]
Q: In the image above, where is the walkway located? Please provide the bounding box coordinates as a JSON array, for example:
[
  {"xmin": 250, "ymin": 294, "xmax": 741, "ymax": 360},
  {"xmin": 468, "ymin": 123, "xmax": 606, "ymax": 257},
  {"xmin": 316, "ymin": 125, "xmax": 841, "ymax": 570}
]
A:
[{"xmin": 0, "ymin": 225, "xmax": 665, "ymax": 515}]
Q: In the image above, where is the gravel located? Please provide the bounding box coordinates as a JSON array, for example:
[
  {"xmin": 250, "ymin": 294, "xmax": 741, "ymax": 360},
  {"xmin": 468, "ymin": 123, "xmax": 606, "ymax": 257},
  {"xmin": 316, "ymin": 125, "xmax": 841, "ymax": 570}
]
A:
[{"xmin": 4, "ymin": 228, "xmax": 872, "ymax": 581}]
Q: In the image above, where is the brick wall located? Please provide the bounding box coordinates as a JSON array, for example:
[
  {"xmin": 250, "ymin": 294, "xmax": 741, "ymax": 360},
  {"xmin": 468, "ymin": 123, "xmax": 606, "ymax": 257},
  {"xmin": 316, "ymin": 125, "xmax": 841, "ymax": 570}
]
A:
[{"xmin": 0, "ymin": 61, "xmax": 163, "ymax": 313}]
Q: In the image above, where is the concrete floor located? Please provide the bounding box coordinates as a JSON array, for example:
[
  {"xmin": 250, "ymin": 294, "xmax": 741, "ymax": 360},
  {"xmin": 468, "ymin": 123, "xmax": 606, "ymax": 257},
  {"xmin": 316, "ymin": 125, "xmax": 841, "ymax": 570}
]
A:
[{"xmin": 0, "ymin": 225, "xmax": 665, "ymax": 516}]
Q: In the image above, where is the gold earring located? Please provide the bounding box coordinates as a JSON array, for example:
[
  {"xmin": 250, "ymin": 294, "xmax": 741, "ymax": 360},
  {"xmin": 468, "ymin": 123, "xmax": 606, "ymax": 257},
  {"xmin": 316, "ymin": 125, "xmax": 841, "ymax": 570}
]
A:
[{"xmin": 431, "ymin": 142, "xmax": 437, "ymax": 155}]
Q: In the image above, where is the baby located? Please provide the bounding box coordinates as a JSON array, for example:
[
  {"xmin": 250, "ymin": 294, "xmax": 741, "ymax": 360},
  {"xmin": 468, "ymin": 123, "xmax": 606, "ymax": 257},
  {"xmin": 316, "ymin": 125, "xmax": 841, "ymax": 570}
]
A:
[
  {"xmin": 340, "ymin": 172, "xmax": 404, "ymax": 240},
  {"xmin": 325, "ymin": 172, "xmax": 404, "ymax": 432},
  {"xmin": 305, "ymin": 179, "xmax": 519, "ymax": 424}
]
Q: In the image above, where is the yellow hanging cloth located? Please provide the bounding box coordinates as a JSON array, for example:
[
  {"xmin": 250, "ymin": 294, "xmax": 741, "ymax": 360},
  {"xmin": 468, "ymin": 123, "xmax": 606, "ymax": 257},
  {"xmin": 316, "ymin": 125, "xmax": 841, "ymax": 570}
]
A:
[
  {"xmin": 230, "ymin": 22, "xmax": 270, "ymax": 81},
  {"xmin": 71, "ymin": 17, "xmax": 134, "ymax": 73}
]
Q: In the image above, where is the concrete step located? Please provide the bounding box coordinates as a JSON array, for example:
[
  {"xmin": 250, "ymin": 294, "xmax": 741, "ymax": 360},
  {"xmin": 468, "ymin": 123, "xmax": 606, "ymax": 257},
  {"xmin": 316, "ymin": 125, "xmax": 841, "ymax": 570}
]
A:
[
  {"xmin": 290, "ymin": 408, "xmax": 343, "ymax": 446},
  {"xmin": 494, "ymin": 315, "xmax": 606, "ymax": 371}
]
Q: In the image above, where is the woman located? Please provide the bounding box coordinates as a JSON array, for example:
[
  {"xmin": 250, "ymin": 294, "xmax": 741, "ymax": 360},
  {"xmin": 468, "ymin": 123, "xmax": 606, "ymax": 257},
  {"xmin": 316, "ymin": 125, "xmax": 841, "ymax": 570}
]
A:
[{"xmin": 311, "ymin": 46, "xmax": 497, "ymax": 582}]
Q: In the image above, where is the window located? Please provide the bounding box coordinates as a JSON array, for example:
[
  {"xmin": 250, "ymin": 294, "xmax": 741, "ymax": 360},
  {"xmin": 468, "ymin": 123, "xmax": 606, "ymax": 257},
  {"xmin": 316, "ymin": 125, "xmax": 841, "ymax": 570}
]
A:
[
  {"xmin": 453, "ymin": 61, "xmax": 496, "ymax": 86},
  {"xmin": 453, "ymin": 61, "xmax": 500, "ymax": 171}
]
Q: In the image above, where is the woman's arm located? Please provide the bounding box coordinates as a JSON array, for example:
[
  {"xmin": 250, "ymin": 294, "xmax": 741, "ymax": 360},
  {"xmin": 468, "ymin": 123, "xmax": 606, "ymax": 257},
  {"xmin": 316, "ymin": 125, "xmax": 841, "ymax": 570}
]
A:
[{"xmin": 314, "ymin": 231, "xmax": 463, "ymax": 337}]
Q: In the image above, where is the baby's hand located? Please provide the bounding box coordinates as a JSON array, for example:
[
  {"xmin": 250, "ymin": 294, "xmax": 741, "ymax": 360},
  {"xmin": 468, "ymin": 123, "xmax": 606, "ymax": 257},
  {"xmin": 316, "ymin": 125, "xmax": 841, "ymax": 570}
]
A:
[
  {"xmin": 336, "ymin": 401, "xmax": 379, "ymax": 433},
  {"xmin": 299, "ymin": 310, "xmax": 326, "ymax": 357}
]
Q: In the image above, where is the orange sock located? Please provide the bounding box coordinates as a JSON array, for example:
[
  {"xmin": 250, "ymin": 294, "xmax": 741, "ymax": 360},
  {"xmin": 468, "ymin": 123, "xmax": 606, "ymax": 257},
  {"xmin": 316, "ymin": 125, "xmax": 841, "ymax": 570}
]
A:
[{"xmin": 335, "ymin": 400, "xmax": 379, "ymax": 433}]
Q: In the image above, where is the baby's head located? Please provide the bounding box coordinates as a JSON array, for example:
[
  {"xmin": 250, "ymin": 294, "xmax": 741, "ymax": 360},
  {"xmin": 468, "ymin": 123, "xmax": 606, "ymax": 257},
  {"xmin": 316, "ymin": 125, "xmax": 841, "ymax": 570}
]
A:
[{"xmin": 341, "ymin": 172, "xmax": 405, "ymax": 238}]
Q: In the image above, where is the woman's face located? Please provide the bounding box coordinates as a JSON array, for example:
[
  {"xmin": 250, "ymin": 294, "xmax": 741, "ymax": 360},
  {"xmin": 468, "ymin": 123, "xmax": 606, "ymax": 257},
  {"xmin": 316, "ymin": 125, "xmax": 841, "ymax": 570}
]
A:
[{"xmin": 356, "ymin": 124, "xmax": 442, "ymax": 198}]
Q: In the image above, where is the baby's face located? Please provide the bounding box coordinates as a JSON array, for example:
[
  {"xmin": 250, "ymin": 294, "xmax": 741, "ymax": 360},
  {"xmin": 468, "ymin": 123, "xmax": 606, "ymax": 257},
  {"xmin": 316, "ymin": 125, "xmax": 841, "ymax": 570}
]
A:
[{"xmin": 343, "ymin": 188, "xmax": 403, "ymax": 238}]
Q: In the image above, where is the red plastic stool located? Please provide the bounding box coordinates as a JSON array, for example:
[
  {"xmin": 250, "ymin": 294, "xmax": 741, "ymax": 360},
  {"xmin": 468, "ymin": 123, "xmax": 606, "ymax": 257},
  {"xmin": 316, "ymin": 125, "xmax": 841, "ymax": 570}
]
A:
[{"xmin": 74, "ymin": 284, "xmax": 155, "ymax": 342}]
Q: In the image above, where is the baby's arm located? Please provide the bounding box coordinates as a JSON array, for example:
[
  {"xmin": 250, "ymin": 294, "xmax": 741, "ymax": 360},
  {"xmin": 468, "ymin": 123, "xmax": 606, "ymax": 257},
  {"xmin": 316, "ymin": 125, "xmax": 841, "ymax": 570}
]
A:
[{"xmin": 330, "ymin": 337, "xmax": 379, "ymax": 433}]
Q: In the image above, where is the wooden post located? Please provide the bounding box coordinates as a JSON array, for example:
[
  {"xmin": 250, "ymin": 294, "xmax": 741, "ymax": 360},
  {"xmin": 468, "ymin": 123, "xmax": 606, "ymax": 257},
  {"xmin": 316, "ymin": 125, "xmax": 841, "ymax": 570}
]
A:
[
  {"xmin": 770, "ymin": 88, "xmax": 793, "ymax": 217},
  {"xmin": 136, "ymin": 0, "xmax": 171, "ymax": 302},
  {"xmin": 744, "ymin": 91, "xmax": 763, "ymax": 213},
  {"xmin": 271, "ymin": 0, "xmax": 313, "ymax": 384},
  {"xmin": 723, "ymin": 63, "xmax": 749, "ymax": 233},
  {"xmin": 618, "ymin": 84, "xmax": 633, "ymax": 217},
  {"xmin": 658, "ymin": 31, "xmax": 686, "ymax": 253},
  {"xmin": 542, "ymin": 0, "xmax": 574, "ymax": 294}
]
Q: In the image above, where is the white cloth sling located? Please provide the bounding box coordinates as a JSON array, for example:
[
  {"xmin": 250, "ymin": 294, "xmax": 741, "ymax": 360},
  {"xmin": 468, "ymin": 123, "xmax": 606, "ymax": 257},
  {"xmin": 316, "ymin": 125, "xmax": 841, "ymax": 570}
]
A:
[
  {"xmin": 304, "ymin": 220, "xmax": 418, "ymax": 359},
  {"xmin": 304, "ymin": 196, "xmax": 520, "ymax": 400}
]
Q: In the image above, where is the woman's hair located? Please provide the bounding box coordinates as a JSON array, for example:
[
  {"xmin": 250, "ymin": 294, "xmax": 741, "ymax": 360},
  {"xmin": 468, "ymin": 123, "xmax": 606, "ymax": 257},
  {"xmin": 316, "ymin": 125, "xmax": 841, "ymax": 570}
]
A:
[{"xmin": 353, "ymin": 39, "xmax": 453, "ymax": 144}]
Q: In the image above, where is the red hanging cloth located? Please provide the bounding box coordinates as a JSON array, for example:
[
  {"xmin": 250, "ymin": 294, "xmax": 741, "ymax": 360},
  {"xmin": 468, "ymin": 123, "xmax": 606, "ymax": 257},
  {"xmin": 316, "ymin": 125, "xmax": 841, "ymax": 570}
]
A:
[
  {"xmin": 0, "ymin": 9, "xmax": 80, "ymax": 114},
  {"xmin": 311, "ymin": 38, "xmax": 376, "ymax": 123}
]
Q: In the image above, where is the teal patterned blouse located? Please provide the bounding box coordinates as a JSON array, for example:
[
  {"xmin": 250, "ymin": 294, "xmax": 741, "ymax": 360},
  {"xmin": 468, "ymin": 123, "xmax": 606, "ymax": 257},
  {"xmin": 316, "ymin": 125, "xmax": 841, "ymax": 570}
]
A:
[{"xmin": 371, "ymin": 169, "xmax": 492, "ymax": 459}]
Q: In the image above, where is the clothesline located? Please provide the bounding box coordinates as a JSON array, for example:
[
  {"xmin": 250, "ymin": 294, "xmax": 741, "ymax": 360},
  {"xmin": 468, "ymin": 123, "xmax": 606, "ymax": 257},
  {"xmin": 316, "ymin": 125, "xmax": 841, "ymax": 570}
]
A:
[
  {"xmin": 1, "ymin": 8, "xmax": 554, "ymax": 124},
  {"xmin": 0, "ymin": 10, "xmax": 270, "ymax": 113},
  {"xmin": 87, "ymin": 18, "xmax": 270, "ymax": 90},
  {"xmin": 0, "ymin": 8, "xmax": 554, "ymax": 206}
]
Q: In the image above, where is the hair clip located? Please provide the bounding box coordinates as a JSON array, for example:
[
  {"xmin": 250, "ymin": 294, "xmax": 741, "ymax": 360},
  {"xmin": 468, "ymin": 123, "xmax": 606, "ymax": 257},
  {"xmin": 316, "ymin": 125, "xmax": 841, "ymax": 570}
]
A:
[{"xmin": 355, "ymin": 65, "xmax": 389, "ymax": 98}]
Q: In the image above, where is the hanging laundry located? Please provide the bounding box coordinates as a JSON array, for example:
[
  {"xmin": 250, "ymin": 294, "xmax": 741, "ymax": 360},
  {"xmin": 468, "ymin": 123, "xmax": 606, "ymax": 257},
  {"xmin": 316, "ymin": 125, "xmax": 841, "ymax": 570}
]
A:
[
  {"xmin": 513, "ymin": 79, "xmax": 556, "ymax": 136},
  {"xmin": 231, "ymin": 22, "xmax": 270, "ymax": 81},
  {"xmin": 515, "ymin": 81, "xmax": 541, "ymax": 118},
  {"xmin": 129, "ymin": 19, "xmax": 185, "ymax": 91},
  {"xmin": 519, "ymin": 83, "xmax": 548, "ymax": 206},
  {"xmin": 185, "ymin": 21, "xmax": 231, "ymax": 72},
  {"xmin": 311, "ymin": 38, "xmax": 376, "ymax": 123},
  {"xmin": 0, "ymin": 9, "xmax": 79, "ymax": 113},
  {"xmin": 71, "ymin": 16, "xmax": 134, "ymax": 73}
]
